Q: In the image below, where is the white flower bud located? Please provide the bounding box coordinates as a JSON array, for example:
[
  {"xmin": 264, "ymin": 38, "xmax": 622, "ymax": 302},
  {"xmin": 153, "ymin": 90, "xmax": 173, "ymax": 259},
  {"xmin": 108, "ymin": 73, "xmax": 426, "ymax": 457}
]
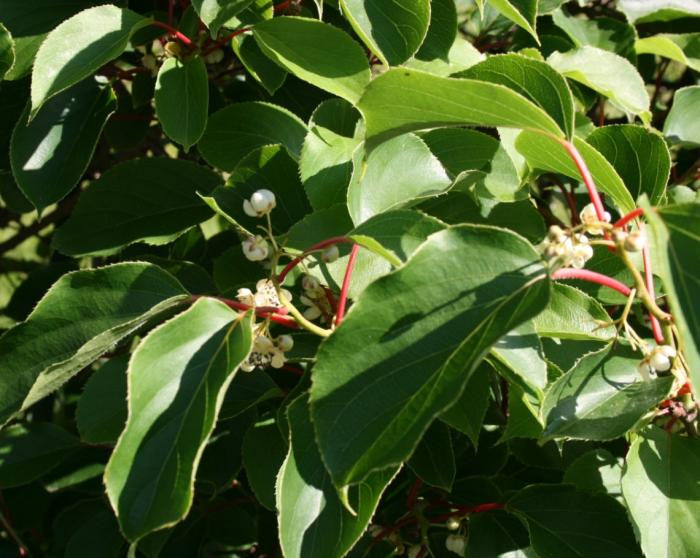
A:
[
  {"xmin": 322, "ymin": 244, "xmax": 339, "ymax": 263},
  {"xmin": 303, "ymin": 305, "xmax": 322, "ymax": 321},
  {"xmin": 271, "ymin": 351, "xmax": 285, "ymax": 369},
  {"xmin": 659, "ymin": 345, "xmax": 677, "ymax": 359},
  {"xmin": 242, "ymin": 236, "xmax": 269, "ymax": 261},
  {"xmin": 243, "ymin": 189, "xmax": 276, "ymax": 217},
  {"xmin": 446, "ymin": 518, "xmax": 461, "ymax": 531},
  {"xmin": 637, "ymin": 360, "xmax": 654, "ymax": 381},
  {"xmin": 612, "ymin": 229, "xmax": 628, "ymax": 245},
  {"xmin": 276, "ymin": 335, "xmax": 294, "ymax": 352},
  {"xmin": 650, "ymin": 349, "xmax": 672, "ymax": 372},
  {"xmin": 204, "ymin": 48, "xmax": 224, "ymax": 64},
  {"xmin": 236, "ymin": 288, "xmax": 255, "ymax": 306},
  {"xmin": 254, "ymin": 335, "xmax": 274, "ymax": 352},
  {"xmin": 579, "ymin": 203, "xmax": 610, "ymax": 235},
  {"xmin": 548, "ymin": 225, "xmax": 566, "ymax": 242},
  {"xmin": 302, "ymin": 274, "xmax": 321, "ymax": 293},
  {"xmin": 240, "ymin": 361, "xmax": 255, "ymax": 372},
  {"xmin": 624, "ymin": 230, "xmax": 645, "ymax": 252},
  {"xmin": 445, "ymin": 535, "xmax": 466, "ymax": 555}
]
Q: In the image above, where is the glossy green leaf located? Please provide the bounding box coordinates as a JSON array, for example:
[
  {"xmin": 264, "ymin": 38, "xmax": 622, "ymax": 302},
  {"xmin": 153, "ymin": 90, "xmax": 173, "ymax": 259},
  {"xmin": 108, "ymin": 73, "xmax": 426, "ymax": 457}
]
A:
[
  {"xmin": 406, "ymin": 35, "xmax": 484, "ymax": 76},
  {"xmin": 622, "ymin": 426, "xmax": 700, "ymax": 558},
  {"xmin": 0, "ymin": 23, "xmax": 14, "ymax": 80},
  {"xmin": 500, "ymin": 382, "xmax": 544, "ymax": 440},
  {"xmin": 198, "ymin": 101, "xmax": 307, "ymax": 171},
  {"xmin": 30, "ymin": 5, "xmax": 150, "ymax": 116},
  {"xmin": 300, "ymin": 99, "xmax": 361, "ymax": 211},
  {"xmin": 492, "ymin": 323, "xmax": 548, "ymax": 392},
  {"xmin": 11, "ymin": 79, "xmax": 116, "ymax": 212},
  {"xmin": 0, "ymin": 0, "xmax": 101, "ymax": 81},
  {"xmin": 644, "ymin": 203, "xmax": 700, "ymax": 396},
  {"xmin": 357, "ymin": 68, "xmax": 564, "ymax": 145},
  {"xmin": 347, "ymin": 134, "xmax": 451, "ymax": 225},
  {"xmin": 548, "ymin": 46, "xmax": 650, "ymax": 121},
  {"xmin": 76, "ymin": 356, "xmax": 128, "ymax": 444},
  {"xmin": 231, "ymin": 33, "xmax": 287, "ymax": 95},
  {"xmin": 311, "ymin": 225, "xmax": 550, "ymax": 486},
  {"xmin": 533, "ymin": 283, "xmax": 616, "ymax": 341},
  {"xmin": 515, "ymin": 131, "xmax": 636, "ymax": 214},
  {"xmin": 220, "ymin": 370, "xmax": 283, "ymax": 419},
  {"xmin": 440, "ymin": 361, "xmax": 492, "ymax": 445},
  {"xmin": 241, "ymin": 421, "xmax": 287, "ymax": 510},
  {"xmin": 254, "ymin": 17, "xmax": 371, "ymax": 104},
  {"xmin": 488, "ymin": 0, "xmax": 538, "ymax": 42},
  {"xmin": 65, "ymin": 509, "xmax": 124, "ymax": 558},
  {"xmin": 53, "ymin": 158, "xmax": 222, "ymax": 256},
  {"xmin": 564, "ymin": 449, "xmax": 622, "ymax": 495},
  {"xmin": 552, "ymin": 8, "xmax": 636, "ymax": 57},
  {"xmin": 205, "ymin": 144, "xmax": 311, "ymax": 235},
  {"xmin": 664, "ymin": 85, "xmax": 700, "ymax": 147},
  {"xmin": 0, "ymin": 423, "xmax": 79, "ymax": 488},
  {"xmin": 542, "ymin": 344, "xmax": 673, "ymax": 440},
  {"xmin": 464, "ymin": 510, "xmax": 532, "ymax": 557},
  {"xmin": 414, "ymin": 0, "xmax": 458, "ymax": 61},
  {"xmin": 339, "ymin": 0, "xmax": 430, "ymax": 66},
  {"xmin": 192, "ymin": 0, "xmax": 255, "ymax": 35},
  {"xmin": 154, "ymin": 56, "xmax": 208, "ymax": 151},
  {"xmin": 587, "ymin": 125, "xmax": 670, "ymax": 205},
  {"xmin": 277, "ymin": 395, "xmax": 397, "ymax": 558},
  {"xmin": 508, "ymin": 484, "xmax": 641, "ymax": 558},
  {"xmin": 636, "ymin": 34, "xmax": 700, "ymax": 72},
  {"xmin": 618, "ymin": 0, "xmax": 700, "ymax": 23},
  {"xmin": 456, "ymin": 53, "xmax": 575, "ymax": 139},
  {"xmin": 0, "ymin": 263, "xmax": 189, "ymax": 426},
  {"xmin": 407, "ymin": 421, "xmax": 455, "ymax": 490},
  {"xmin": 105, "ymin": 299, "xmax": 254, "ymax": 542}
]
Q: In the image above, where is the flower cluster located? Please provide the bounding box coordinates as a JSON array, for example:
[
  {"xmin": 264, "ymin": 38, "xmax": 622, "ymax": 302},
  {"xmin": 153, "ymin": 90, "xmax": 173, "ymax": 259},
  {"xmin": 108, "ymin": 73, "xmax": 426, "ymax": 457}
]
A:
[
  {"xmin": 299, "ymin": 275, "xmax": 332, "ymax": 322},
  {"xmin": 237, "ymin": 279, "xmax": 291, "ymax": 309},
  {"xmin": 638, "ymin": 345, "xmax": 677, "ymax": 380},
  {"xmin": 579, "ymin": 203, "xmax": 611, "ymax": 235},
  {"xmin": 541, "ymin": 225, "xmax": 593, "ymax": 269},
  {"xmin": 241, "ymin": 333, "xmax": 294, "ymax": 372}
]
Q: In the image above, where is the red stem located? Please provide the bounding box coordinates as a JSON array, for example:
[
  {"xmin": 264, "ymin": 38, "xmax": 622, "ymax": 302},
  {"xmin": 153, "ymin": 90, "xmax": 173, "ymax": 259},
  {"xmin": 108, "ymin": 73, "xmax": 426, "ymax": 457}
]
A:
[
  {"xmin": 151, "ymin": 21, "xmax": 193, "ymax": 46},
  {"xmin": 202, "ymin": 27, "xmax": 252, "ymax": 56},
  {"xmin": 277, "ymin": 236, "xmax": 353, "ymax": 283},
  {"xmin": 641, "ymin": 229, "xmax": 664, "ymax": 343},
  {"xmin": 406, "ymin": 479, "xmax": 423, "ymax": 510},
  {"xmin": 613, "ymin": 207, "xmax": 645, "ymax": 229},
  {"xmin": 560, "ymin": 140, "xmax": 606, "ymax": 223},
  {"xmin": 429, "ymin": 502, "xmax": 504, "ymax": 522},
  {"xmin": 552, "ymin": 268, "xmax": 632, "ymax": 297},
  {"xmin": 274, "ymin": 0, "xmax": 292, "ymax": 12},
  {"xmin": 335, "ymin": 244, "xmax": 360, "ymax": 326},
  {"xmin": 190, "ymin": 295, "xmax": 299, "ymax": 328}
]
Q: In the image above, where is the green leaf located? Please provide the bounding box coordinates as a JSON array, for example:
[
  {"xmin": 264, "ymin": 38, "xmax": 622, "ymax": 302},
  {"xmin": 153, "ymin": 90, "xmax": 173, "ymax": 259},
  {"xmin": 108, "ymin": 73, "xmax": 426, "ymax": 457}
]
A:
[
  {"xmin": 76, "ymin": 356, "xmax": 128, "ymax": 444},
  {"xmin": 440, "ymin": 361, "xmax": 492, "ymax": 445},
  {"xmin": 644, "ymin": 203, "xmax": 700, "ymax": 397},
  {"xmin": 564, "ymin": 449, "xmax": 622, "ymax": 495},
  {"xmin": 11, "ymin": 79, "xmax": 116, "ymax": 212},
  {"xmin": 65, "ymin": 509, "xmax": 124, "ymax": 558},
  {"xmin": 507, "ymin": 484, "xmax": 642, "ymax": 558},
  {"xmin": 635, "ymin": 34, "xmax": 700, "ymax": 72},
  {"xmin": 0, "ymin": 262, "xmax": 189, "ymax": 426},
  {"xmin": 618, "ymin": 0, "xmax": 700, "ymax": 23},
  {"xmin": 30, "ymin": 5, "xmax": 150, "ymax": 116},
  {"xmin": 53, "ymin": 158, "xmax": 222, "ymax": 256},
  {"xmin": 456, "ymin": 53, "xmax": 575, "ymax": 139},
  {"xmin": 542, "ymin": 344, "xmax": 673, "ymax": 440},
  {"xmin": 339, "ymin": 0, "xmax": 430, "ymax": 66},
  {"xmin": 192, "ymin": 0, "xmax": 255, "ymax": 35},
  {"xmin": 0, "ymin": 0, "xmax": 101, "ymax": 81},
  {"xmin": 300, "ymin": 99, "xmax": 361, "ymax": 211},
  {"xmin": 154, "ymin": 56, "xmax": 209, "ymax": 151},
  {"xmin": 0, "ymin": 23, "xmax": 14, "ymax": 80},
  {"xmin": 357, "ymin": 68, "xmax": 564, "ymax": 146},
  {"xmin": 414, "ymin": 0, "xmax": 458, "ymax": 61},
  {"xmin": 220, "ymin": 370, "xmax": 283, "ymax": 419},
  {"xmin": 552, "ymin": 8, "xmax": 636, "ymax": 57},
  {"xmin": 533, "ymin": 283, "xmax": 616, "ymax": 341},
  {"xmin": 254, "ymin": 16, "xmax": 371, "ymax": 104},
  {"xmin": 105, "ymin": 299, "xmax": 254, "ymax": 542},
  {"xmin": 515, "ymin": 131, "xmax": 636, "ymax": 214},
  {"xmin": 277, "ymin": 395, "xmax": 397, "ymax": 558},
  {"xmin": 500, "ymin": 382, "xmax": 544, "ymax": 440},
  {"xmin": 205, "ymin": 144, "xmax": 311, "ymax": 235},
  {"xmin": 242, "ymin": 420, "xmax": 287, "ymax": 510},
  {"xmin": 198, "ymin": 101, "xmax": 307, "ymax": 172},
  {"xmin": 464, "ymin": 510, "xmax": 532, "ymax": 557},
  {"xmin": 231, "ymin": 33, "xmax": 287, "ymax": 95},
  {"xmin": 487, "ymin": 0, "xmax": 539, "ymax": 43},
  {"xmin": 311, "ymin": 225, "xmax": 550, "ymax": 486},
  {"xmin": 0, "ymin": 423, "xmax": 79, "ymax": 488},
  {"xmin": 407, "ymin": 421, "xmax": 455, "ymax": 490},
  {"xmin": 664, "ymin": 85, "xmax": 700, "ymax": 147},
  {"xmin": 622, "ymin": 426, "xmax": 700, "ymax": 558},
  {"xmin": 548, "ymin": 46, "xmax": 650, "ymax": 121},
  {"xmin": 587, "ymin": 125, "xmax": 670, "ymax": 205},
  {"xmin": 406, "ymin": 35, "xmax": 484, "ymax": 76},
  {"xmin": 347, "ymin": 134, "xmax": 451, "ymax": 225}
]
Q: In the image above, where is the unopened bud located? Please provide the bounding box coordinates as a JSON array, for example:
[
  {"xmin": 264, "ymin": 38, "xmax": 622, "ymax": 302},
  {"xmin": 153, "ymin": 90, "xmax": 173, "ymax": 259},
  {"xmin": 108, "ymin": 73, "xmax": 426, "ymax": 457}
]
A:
[
  {"xmin": 322, "ymin": 244, "xmax": 339, "ymax": 263},
  {"xmin": 204, "ymin": 48, "xmax": 224, "ymax": 64},
  {"xmin": 243, "ymin": 189, "xmax": 276, "ymax": 217},
  {"xmin": 624, "ymin": 230, "xmax": 645, "ymax": 252},
  {"xmin": 445, "ymin": 535, "xmax": 466, "ymax": 555},
  {"xmin": 242, "ymin": 235, "xmax": 269, "ymax": 261},
  {"xmin": 164, "ymin": 41, "xmax": 182, "ymax": 58}
]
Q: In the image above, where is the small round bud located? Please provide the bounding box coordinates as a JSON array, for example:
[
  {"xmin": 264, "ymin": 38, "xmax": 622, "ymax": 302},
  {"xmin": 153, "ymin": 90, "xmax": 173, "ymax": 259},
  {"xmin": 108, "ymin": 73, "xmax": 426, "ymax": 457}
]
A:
[
  {"xmin": 548, "ymin": 225, "xmax": 565, "ymax": 242},
  {"xmin": 242, "ymin": 235, "xmax": 269, "ymax": 261},
  {"xmin": 624, "ymin": 230, "xmax": 645, "ymax": 252},
  {"xmin": 271, "ymin": 351, "xmax": 285, "ymax": 369},
  {"xmin": 445, "ymin": 534, "xmax": 466, "ymax": 555},
  {"xmin": 659, "ymin": 345, "xmax": 677, "ymax": 359},
  {"xmin": 612, "ymin": 229, "xmax": 628, "ymax": 245},
  {"xmin": 204, "ymin": 48, "xmax": 225, "ymax": 64},
  {"xmin": 164, "ymin": 41, "xmax": 182, "ymax": 57},
  {"xmin": 322, "ymin": 244, "xmax": 340, "ymax": 263},
  {"xmin": 446, "ymin": 517, "xmax": 461, "ymax": 531},
  {"xmin": 243, "ymin": 189, "xmax": 276, "ymax": 217},
  {"xmin": 302, "ymin": 274, "xmax": 321, "ymax": 293},
  {"xmin": 276, "ymin": 335, "xmax": 294, "ymax": 352},
  {"xmin": 254, "ymin": 335, "xmax": 274, "ymax": 352},
  {"xmin": 650, "ymin": 350, "xmax": 672, "ymax": 372}
]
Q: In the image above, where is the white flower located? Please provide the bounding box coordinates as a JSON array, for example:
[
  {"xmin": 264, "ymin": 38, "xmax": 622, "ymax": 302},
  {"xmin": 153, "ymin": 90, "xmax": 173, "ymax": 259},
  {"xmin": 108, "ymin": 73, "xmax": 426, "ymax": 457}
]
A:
[
  {"xmin": 276, "ymin": 334, "xmax": 294, "ymax": 352},
  {"xmin": 241, "ymin": 334, "xmax": 289, "ymax": 371},
  {"xmin": 236, "ymin": 288, "xmax": 255, "ymax": 306},
  {"xmin": 301, "ymin": 295, "xmax": 323, "ymax": 320},
  {"xmin": 579, "ymin": 203, "xmax": 611, "ymax": 236},
  {"xmin": 322, "ymin": 244, "xmax": 339, "ymax": 263},
  {"xmin": 254, "ymin": 279, "xmax": 291, "ymax": 308},
  {"xmin": 541, "ymin": 228, "xmax": 593, "ymax": 269},
  {"xmin": 302, "ymin": 274, "xmax": 321, "ymax": 293},
  {"xmin": 242, "ymin": 236, "xmax": 269, "ymax": 261},
  {"xmin": 243, "ymin": 189, "xmax": 276, "ymax": 217},
  {"xmin": 624, "ymin": 230, "xmax": 645, "ymax": 252},
  {"xmin": 445, "ymin": 534, "xmax": 466, "ymax": 555}
]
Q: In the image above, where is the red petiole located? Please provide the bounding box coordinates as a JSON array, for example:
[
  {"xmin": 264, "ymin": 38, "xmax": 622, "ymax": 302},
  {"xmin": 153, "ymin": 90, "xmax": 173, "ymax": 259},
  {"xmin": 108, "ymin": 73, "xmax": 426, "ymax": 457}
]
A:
[
  {"xmin": 552, "ymin": 268, "xmax": 632, "ymax": 297},
  {"xmin": 151, "ymin": 21, "xmax": 194, "ymax": 46},
  {"xmin": 335, "ymin": 244, "xmax": 360, "ymax": 326},
  {"xmin": 277, "ymin": 236, "xmax": 354, "ymax": 283},
  {"xmin": 190, "ymin": 295, "xmax": 298, "ymax": 328}
]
